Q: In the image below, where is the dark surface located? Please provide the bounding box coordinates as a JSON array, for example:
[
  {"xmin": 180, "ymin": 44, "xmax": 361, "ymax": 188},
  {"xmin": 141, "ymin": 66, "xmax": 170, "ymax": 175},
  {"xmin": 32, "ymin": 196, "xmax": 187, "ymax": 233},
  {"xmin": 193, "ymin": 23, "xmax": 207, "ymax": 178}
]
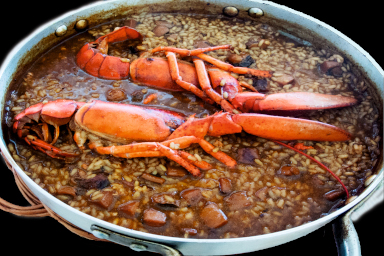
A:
[{"xmin": 0, "ymin": 1, "xmax": 383, "ymax": 255}]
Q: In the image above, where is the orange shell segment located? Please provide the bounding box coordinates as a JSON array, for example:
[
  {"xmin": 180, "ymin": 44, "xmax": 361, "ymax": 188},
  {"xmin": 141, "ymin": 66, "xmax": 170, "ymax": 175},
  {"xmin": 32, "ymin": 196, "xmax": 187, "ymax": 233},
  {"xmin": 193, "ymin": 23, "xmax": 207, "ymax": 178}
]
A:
[
  {"xmin": 40, "ymin": 100, "xmax": 77, "ymax": 118},
  {"xmin": 84, "ymin": 53, "xmax": 105, "ymax": 77},
  {"xmin": 130, "ymin": 57, "xmax": 198, "ymax": 91},
  {"xmin": 207, "ymin": 112, "xmax": 242, "ymax": 137},
  {"xmin": 167, "ymin": 115, "xmax": 213, "ymax": 140},
  {"xmin": 99, "ymin": 56, "xmax": 130, "ymax": 80},
  {"xmin": 75, "ymin": 101, "xmax": 182, "ymax": 143},
  {"xmin": 76, "ymin": 44, "xmax": 96, "ymax": 69}
]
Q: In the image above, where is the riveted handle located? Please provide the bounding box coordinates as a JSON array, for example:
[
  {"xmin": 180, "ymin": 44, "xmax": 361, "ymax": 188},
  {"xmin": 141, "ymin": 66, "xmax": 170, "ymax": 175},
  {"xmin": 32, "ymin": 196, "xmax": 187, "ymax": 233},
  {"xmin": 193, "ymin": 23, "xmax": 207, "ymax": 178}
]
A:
[{"xmin": 91, "ymin": 225, "xmax": 183, "ymax": 256}]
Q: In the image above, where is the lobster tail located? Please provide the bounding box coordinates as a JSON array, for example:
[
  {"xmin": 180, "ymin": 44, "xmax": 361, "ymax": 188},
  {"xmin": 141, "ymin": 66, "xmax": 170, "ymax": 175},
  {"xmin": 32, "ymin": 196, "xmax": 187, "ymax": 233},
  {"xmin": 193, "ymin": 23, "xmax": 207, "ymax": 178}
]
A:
[{"xmin": 76, "ymin": 26, "xmax": 143, "ymax": 80}]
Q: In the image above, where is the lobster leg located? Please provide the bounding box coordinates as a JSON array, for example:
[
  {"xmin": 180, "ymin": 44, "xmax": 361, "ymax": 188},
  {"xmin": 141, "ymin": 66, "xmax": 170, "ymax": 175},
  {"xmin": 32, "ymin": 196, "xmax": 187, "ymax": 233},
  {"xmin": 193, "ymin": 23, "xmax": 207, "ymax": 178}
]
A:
[
  {"xmin": 238, "ymin": 81, "xmax": 258, "ymax": 92},
  {"xmin": 25, "ymin": 135, "xmax": 80, "ymax": 158},
  {"xmin": 156, "ymin": 144, "xmax": 201, "ymax": 176},
  {"xmin": 114, "ymin": 151, "xmax": 162, "ymax": 158},
  {"xmin": 196, "ymin": 53, "xmax": 272, "ymax": 78},
  {"xmin": 93, "ymin": 141, "xmax": 204, "ymax": 176},
  {"xmin": 112, "ymin": 150, "xmax": 211, "ymax": 170},
  {"xmin": 163, "ymin": 136, "xmax": 236, "ymax": 167},
  {"xmin": 51, "ymin": 125, "xmax": 60, "ymax": 145},
  {"xmin": 193, "ymin": 59, "xmax": 236, "ymax": 113},
  {"xmin": 177, "ymin": 151, "xmax": 212, "ymax": 170},
  {"xmin": 151, "ymin": 45, "xmax": 232, "ymax": 56},
  {"xmin": 95, "ymin": 136, "xmax": 236, "ymax": 168},
  {"xmin": 165, "ymin": 52, "xmax": 214, "ymax": 104},
  {"xmin": 98, "ymin": 142, "xmax": 204, "ymax": 176},
  {"xmin": 41, "ymin": 123, "xmax": 51, "ymax": 142}
]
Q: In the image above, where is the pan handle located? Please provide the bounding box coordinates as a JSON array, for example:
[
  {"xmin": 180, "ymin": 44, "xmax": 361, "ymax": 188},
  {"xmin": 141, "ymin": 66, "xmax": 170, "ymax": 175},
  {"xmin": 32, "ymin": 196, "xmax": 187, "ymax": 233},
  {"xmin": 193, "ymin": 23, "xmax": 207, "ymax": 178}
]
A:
[
  {"xmin": 91, "ymin": 225, "xmax": 183, "ymax": 256},
  {"xmin": 332, "ymin": 174, "xmax": 383, "ymax": 256},
  {"xmin": 332, "ymin": 210, "xmax": 361, "ymax": 256}
]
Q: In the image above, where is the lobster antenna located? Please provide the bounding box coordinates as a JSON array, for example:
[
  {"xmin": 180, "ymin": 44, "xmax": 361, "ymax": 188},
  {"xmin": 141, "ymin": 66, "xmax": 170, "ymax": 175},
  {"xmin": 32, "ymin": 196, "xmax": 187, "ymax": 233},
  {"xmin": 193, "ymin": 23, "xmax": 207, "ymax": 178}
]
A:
[{"xmin": 273, "ymin": 140, "xmax": 350, "ymax": 199}]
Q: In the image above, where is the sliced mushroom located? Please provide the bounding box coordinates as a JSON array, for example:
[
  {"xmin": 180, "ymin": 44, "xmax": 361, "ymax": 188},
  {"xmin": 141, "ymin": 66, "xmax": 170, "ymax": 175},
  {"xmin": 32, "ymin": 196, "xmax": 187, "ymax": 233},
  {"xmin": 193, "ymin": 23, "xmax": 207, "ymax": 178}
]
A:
[
  {"xmin": 227, "ymin": 54, "xmax": 243, "ymax": 64},
  {"xmin": 166, "ymin": 165, "xmax": 188, "ymax": 177},
  {"xmin": 237, "ymin": 148, "xmax": 259, "ymax": 165},
  {"xmin": 143, "ymin": 208, "xmax": 167, "ymax": 227},
  {"xmin": 272, "ymin": 74, "xmax": 295, "ymax": 85},
  {"xmin": 319, "ymin": 61, "xmax": 342, "ymax": 73},
  {"xmin": 218, "ymin": 178, "xmax": 232, "ymax": 194},
  {"xmin": 141, "ymin": 173, "xmax": 165, "ymax": 184},
  {"xmin": 200, "ymin": 202, "xmax": 228, "ymax": 228},
  {"xmin": 118, "ymin": 200, "xmax": 140, "ymax": 217},
  {"xmin": 155, "ymin": 20, "xmax": 174, "ymax": 28},
  {"xmin": 180, "ymin": 188, "xmax": 203, "ymax": 206},
  {"xmin": 57, "ymin": 186, "xmax": 77, "ymax": 197},
  {"xmin": 77, "ymin": 174, "xmax": 110, "ymax": 190},
  {"xmin": 106, "ymin": 88, "xmax": 126, "ymax": 101},
  {"xmin": 153, "ymin": 25, "xmax": 169, "ymax": 37},
  {"xmin": 152, "ymin": 193, "xmax": 180, "ymax": 207},
  {"xmin": 90, "ymin": 191, "xmax": 117, "ymax": 210},
  {"xmin": 224, "ymin": 191, "xmax": 252, "ymax": 211}
]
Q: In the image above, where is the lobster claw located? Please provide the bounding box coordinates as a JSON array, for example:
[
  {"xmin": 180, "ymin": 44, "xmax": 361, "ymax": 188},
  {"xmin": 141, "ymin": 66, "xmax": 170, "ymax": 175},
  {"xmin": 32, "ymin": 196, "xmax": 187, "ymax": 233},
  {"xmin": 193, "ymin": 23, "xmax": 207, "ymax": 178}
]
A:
[
  {"xmin": 232, "ymin": 113, "xmax": 351, "ymax": 141},
  {"xmin": 232, "ymin": 92, "xmax": 358, "ymax": 113}
]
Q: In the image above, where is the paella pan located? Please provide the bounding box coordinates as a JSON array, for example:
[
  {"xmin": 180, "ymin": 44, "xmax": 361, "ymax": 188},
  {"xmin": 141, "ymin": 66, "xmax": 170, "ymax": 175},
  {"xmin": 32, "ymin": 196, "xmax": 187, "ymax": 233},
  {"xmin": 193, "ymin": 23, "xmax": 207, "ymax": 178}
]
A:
[{"xmin": 0, "ymin": 1, "xmax": 382, "ymax": 255}]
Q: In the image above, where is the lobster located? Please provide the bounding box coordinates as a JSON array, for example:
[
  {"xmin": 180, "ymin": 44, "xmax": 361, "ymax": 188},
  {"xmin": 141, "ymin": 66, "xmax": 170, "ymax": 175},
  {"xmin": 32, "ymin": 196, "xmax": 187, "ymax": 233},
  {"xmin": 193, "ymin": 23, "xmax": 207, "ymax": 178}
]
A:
[
  {"xmin": 13, "ymin": 99, "xmax": 353, "ymax": 177},
  {"xmin": 76, "ymin": 26, "xmax": 357, "ymax": 113}
]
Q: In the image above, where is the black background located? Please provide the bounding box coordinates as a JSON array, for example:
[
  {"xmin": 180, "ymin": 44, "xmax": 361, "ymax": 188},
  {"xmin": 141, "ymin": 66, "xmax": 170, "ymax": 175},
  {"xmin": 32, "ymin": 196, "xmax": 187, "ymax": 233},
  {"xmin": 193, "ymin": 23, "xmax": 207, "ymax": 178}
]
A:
[{"xmin": 0, "ymin": 1, "xmax": 382, "ymax": 255}]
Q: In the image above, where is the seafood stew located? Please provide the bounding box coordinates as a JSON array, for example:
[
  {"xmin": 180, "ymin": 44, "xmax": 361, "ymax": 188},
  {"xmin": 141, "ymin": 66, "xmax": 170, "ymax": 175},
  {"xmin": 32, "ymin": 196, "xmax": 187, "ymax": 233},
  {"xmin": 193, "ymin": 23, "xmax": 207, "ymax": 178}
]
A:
[{"xmin": 3, "ymin": 10, "xmax": 381, "ymax": 241}]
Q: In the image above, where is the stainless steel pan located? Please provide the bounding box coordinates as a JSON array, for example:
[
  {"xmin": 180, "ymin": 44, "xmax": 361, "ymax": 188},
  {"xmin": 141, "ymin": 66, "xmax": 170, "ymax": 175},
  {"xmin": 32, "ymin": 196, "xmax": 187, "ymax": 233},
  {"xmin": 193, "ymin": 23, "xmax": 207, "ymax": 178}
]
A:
[{"xmin": 0, "ymin": 1, "xmax": 382, "ymax": 255}]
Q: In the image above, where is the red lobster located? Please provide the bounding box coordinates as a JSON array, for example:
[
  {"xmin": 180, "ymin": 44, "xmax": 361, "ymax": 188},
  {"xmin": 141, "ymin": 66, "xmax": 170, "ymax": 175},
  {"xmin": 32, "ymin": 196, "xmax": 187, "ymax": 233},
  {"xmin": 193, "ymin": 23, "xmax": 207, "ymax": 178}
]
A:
[
  {"xmin": 13, "ymin": 100, "xmax": 353, "ymax": 177},
  {"xmin": 76, "ymin": 26, "xmax": 357, "ymax": 113}
]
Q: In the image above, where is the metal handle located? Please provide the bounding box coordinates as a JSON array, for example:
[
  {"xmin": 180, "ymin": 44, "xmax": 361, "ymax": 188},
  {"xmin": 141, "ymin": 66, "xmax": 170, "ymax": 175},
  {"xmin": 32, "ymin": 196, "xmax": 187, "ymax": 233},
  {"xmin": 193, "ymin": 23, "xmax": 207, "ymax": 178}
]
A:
[
  {"xmin": 332, "ymin": 211, "xmax": 361, "ymax": 256},
  {"xmin": 91, "ymin": 225, "xmax": 183, "ymax": 256},
  {"xmin": 332, "ymin": 174, "xmax": 383, "ymax": 256}
]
